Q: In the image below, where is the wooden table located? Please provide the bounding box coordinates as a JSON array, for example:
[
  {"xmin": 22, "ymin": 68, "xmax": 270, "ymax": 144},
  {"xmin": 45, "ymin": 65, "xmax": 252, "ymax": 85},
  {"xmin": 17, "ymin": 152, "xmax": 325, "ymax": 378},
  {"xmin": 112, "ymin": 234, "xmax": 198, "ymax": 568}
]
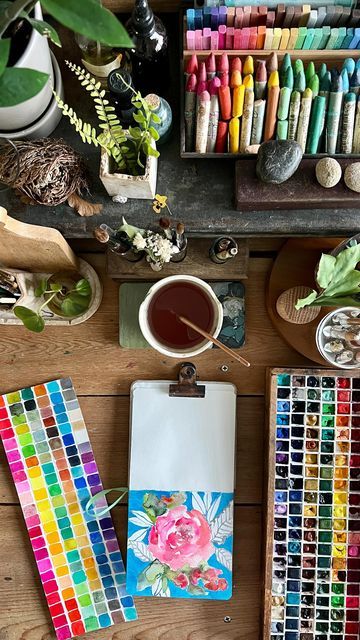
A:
[
  {"xmin": 0, "ymin": 238, "xmax": 319, "ymax": 640},
  {"xmin": 1, "ymin": 17, "xmax": 360, "ymax": 239}
]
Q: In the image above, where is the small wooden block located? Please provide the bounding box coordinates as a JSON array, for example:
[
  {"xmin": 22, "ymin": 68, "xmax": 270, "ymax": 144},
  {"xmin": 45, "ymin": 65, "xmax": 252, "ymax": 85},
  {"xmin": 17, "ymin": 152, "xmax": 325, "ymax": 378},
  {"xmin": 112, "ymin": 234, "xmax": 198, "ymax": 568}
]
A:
[
  {"xmin": 276, "ymin": 286, "xmax": 321, "ymax": 324},
  {"xmin": 107, "ymin": 238, "xmax": 249, "ymax": 280},
  {"xmin": 235, "ymin": 159, "xmax": 360, "ymax": 211},
  {"xmin": 0, "ymin": 207, "xmax": 79, "ymax": 273}
]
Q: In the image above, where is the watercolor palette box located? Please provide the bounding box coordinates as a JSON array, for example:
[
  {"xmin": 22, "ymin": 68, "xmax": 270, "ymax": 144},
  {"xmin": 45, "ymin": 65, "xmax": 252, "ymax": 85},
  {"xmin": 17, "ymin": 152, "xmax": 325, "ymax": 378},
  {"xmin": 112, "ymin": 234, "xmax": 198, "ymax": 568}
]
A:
[
  {"xmin": 0, "ymin": 378, "xmax": 136, "ymax": 640},
  {"xmin": 264, "ymin": 369, "xmax": 360, "ymax": 640}
]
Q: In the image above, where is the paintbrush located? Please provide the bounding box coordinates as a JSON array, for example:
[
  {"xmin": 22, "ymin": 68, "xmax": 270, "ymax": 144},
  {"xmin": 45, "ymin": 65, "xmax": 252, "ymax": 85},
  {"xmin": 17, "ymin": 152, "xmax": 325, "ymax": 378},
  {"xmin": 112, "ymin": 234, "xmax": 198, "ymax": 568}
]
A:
[
  {"xmin": 176, "ymin": 223, "xmax": 185, "ymax": 249},
  {"xmin": 0, "ymin": 269, "xmax": 15, "ymax": 282},
  {"xmin": 159, "ymin": 217, "xmax": 172, "ymax": 240},
  {"xmin": 178, "ymin": 314, "xmax": 250, "ymax": 368}
]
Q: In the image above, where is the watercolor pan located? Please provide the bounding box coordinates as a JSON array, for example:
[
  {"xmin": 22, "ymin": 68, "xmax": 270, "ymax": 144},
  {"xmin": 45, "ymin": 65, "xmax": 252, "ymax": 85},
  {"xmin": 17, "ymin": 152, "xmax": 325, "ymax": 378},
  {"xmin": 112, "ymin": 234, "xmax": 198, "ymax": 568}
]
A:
[
  {"xmin": 0, "ymin": 378, "xmax": 137, "ymax": 640},
  {"xmin": 265, "ymin": 369, "xmax": 360, "ymax": 640}
]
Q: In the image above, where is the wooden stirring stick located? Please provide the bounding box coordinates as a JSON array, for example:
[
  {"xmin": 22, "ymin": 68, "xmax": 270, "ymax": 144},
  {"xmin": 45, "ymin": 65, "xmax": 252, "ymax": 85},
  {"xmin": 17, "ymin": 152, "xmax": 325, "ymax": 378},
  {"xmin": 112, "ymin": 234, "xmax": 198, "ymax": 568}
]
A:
[
  {"xmin": 178, "ymin": 315, "xmax": 251, "ymax": 368},
  {"xmin": 345, "ymin": 318, "xmax": 360, "ymax": 325}
]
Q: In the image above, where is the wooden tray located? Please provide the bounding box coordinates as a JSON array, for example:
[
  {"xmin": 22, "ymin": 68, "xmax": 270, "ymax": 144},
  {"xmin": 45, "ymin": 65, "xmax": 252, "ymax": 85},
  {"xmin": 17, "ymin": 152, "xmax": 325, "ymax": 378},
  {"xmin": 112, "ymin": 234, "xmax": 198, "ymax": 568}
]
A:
[
  {"xmin": 107, "ymin": 238, "xmax": 249, "ymax": 280},
  {"xmin": 265, "ymin": 237, "xmax": 346, "ymax": 365},
  {"xmin": 235, "ymin": 158, "xmax": 360, "ymax": 210}
]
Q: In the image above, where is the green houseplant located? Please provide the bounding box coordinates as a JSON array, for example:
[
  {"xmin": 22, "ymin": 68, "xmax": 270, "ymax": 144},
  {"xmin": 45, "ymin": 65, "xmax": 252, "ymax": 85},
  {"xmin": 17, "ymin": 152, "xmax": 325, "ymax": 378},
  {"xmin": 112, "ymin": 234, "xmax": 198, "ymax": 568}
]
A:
[
  {"xmin": 14, "ymin": 274, "xmax": 92, "ymax": 332},
  {"xmin": 55, "ymin": 62, "xmax": 160, "ymax": 201},
  {"xmin": 0, "ymin": 0, "xmax": 132, "ymax": 108}
]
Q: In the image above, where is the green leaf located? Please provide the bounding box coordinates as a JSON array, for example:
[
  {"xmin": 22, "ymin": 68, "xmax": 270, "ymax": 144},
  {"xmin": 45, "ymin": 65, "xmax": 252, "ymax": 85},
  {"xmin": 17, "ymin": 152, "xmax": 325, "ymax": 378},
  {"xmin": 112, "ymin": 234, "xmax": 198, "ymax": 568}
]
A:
[
  {"xmin": 50, "ymin": 283, "xmax": 63, "ymax": 293},
  {"xmin": 323, "ymin": 244, "xmax": 360, "ymax": 296},
  {"xmin": 147, "ymin": 145, "xmax": 160, "ymax": 158},
  {"xmin": 13, "ymin": 307, "xmax": 45, "ymax": 333},
  {"xmin": 324, "ymin": 271, "xmax": 360, "ymax": 298},
  {"xmin": 187, "ymin": 584, "xmax": 207, "ymax": 596},
  {"xmin": 149, "ymin": 126, "xmax": 160, "ymax": 141},
  {"xmin": 0, "ymin": 67, "xmax": 49, "ymax": 107},
  {"xmin": 75, "ymin": 278, "xmax": 91, "ymax": 297},
  {"xmin": 310, "ymin": 295, "xmax": 360, "ymax": 308},
  {"xmin": 61, "ymin": 293, "xmax": 90, "ymax": 317},
  {"xmin": 0, "ymin": 38, "xmax": 9, "ymax": 78},
  {"xmin": 133, "ymin": 112, "xmax": 146, "ymax": 124},
  {"xmin": 35, "ymin": 279, "xmax": 48, "ymax": 297},
  {"xmin": 41, "ymin": 0, "xmax": 133, "ymax": 48},
  {"xmin": 118, "ymin": 217, "xmax": 145, "ymax": 240},
  {"xmin": 27, "ymin": 18, "xmax": 61, "ymax": 46},
  {"xmin": 316, "ymin": 253, "xmax": 336, "ymax": 289},
  {"xmin": 151, "ymin": 112, "xmax": 162, "ymax": 124},
  {"xmin": 295, "ymin": 290, "xmax": 318, "ymax": 310}
]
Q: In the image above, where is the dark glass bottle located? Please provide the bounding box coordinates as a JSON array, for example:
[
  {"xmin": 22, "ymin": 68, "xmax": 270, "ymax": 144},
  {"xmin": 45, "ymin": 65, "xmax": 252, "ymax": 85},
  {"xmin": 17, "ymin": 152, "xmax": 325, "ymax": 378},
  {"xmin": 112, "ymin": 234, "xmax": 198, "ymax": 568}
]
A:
[
  {"xmin": 125, "ymin": 0, "xmax": 169, "ymax": 95},
  {"xmin": 108, "ymin": 70, "xmax": 136, "ymax": 128}
]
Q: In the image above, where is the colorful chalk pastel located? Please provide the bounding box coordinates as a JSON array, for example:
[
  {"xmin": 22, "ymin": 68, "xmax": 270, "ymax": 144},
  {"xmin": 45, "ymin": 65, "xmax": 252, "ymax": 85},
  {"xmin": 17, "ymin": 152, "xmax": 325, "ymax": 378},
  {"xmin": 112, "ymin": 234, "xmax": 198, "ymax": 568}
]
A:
[
  {"xmin": 343, "ymin": 58, "xmax": 356, "ymax": 79},
  {"xmin": 264, "ymin": 71, "xmax": 280, "ymax": 141},
  {"xmin": 288, "ymin": 90, "xmax": 301, "ymax": 140},
  {"xmin": 185, "ymin": 54, "xmax": 198, "ymax": 83},
  {"xmin": 277, "ymin": 86, "xmax": 291, "ymax": 121},
  {"xmin": 235, "ymin": 6, "xmax": 243, "ymax": 28},
  {"xmin": 326, "ymin": 70, "xmax": 343, "ymax": 155},
  {"xmin": 334, "ymin": 26, "xmax": 347, "ymax": 49},
  {"xmin": 196, "ymin": 90, "xmax": 211, "ymax": 153},
  {"xmin": 255, "ymin": 59, "xmax": 267, "ymax": 100},
  {"xmin": 318, "ymin": 25, "xmax": 331, "ymax": 49},
  {"xmin": 227, "ymin": 6, "xmax": 235, "ymax": 27},
  {"xmin": 0, "ymin": 379, "xmax": 137, "ymax": 640},
  {"xmin": 318, "ymin": 62, "xmax": 327, "ymax": 82},
  {"xmin": 302, "ymin": 27, "xmax": 315, "ymax": 49},
  {"xmin": 296, "ymin": 87, "xmax": 312, "ymax": 151},
  {"xmin": 277, "ymin": 119, "xmax": 288, "ymax": 140},
  {"xmin": 256, "ymin": 25, "xmax": 266, "ymax": 49},
  {"xmin": 219, "ymin": 5, "xmax": 227, "ymax": 26},
  {"xmin": 266, "ymin": 52, "xmax": 278, "ymax": 74},
  {"xmin": 239, "ymin": 26, "xmax": 250, "ymax": 48},
  {"xmin": 232, "ymin": 84, "xmax": 245, "ymax": 117},
  {"xmin": 294, "ymin": 26, "xmax": 307, "ymax": 49},
  {"xmin": 306, "ymin": 94, "xmax": 326, "ymax": 153},
  {"xmin": 210, "ymin": 30, "xmax": 219, "ymax": 50},
  {"xmin": 207, "ymin": 77, "xmax": 221, "ymax": 152},
  {"xmin": 185, "ymin": 73, "xmax": 197, "ymax": 152},
  {"xmin": 218, "ymin": 85, "xmax": 232, "ymax": 121},
  {"xmin": 217, "ymin": 53, "xmax": 229, "ymax": 87},
  {"xmin": 352, "ymin": 97, "xmax": 360, "ymax": 153},
  {"xmin": 294, "ymin": 70, "xmax": 306, "ymax": 93},
  {"xmin": 307, "ymin": 9, "xmax": 318, "ymax": 28},
  {"xmin": 249, "ymin": 26, "xmax": 258, "ymax": 49},
  {"xmin": 272, "ymin": 27, "xmax": 282, "ymax": 49},
  {"xmin": 198, "ymin": 62, "xmax": 207, "ymax": 85},
  {"xmin": 308, "ymin": 73, "xmax": 319, "ymax": 98},
  {"xmin": 186, "ymin": 9, "xmax": 195, "ymax": 31},
  {"xmin": 264, "ymin": 27, "xmax": 274, "ymax": 50},
  {"xmin": 341, "ymin": 92, "xmax": 356, "ymax": 154},
  {"xmin": 350, "ymin": 68, "xmax": 360, "ymax": 96},
  {"xmin": 229, "ymin": 116, "xmax": 240, "ymax": 153},
  {"xmin": 194, "ymin": 29, "xmax": 202, "ymax": 50},
  {"xmin": 231, "ymin": 57, "xmax": 242, "ymax": 73},
  {"xmin": 186, "ymin": 31, "xmax": 195, "ymax": 51},
  {"xmin": 283, "ymin": 66, "xmax": 294, "ymax": 91},
  {"xmin": 283, "ymin": 5, "xmax": 294, "ymax": 28},
  {"xmin": 279, "ymin": 28, "xmax": 290, "ymax": 50},
  {"xmin": 299, "ymin": 3, "xmax": 311, "ymax": 27},
  {"xmin": 211, "ymin": 7, "xmax": 219, "ymax": 31},
  {"xmin": 311, "ymin": 27, "xmax": 323, "ymax": 49},
  {"xmin": 194, "ymin": 8, "xmax": 203, "ymax": 30},
  {"xmin": 239, "ymin": 88, "xmax": 254, "ymax": 152},
  {"xmin": 280, "ymin": 53, "xmax": 291, "ymax": 84},
  {"xmin": 206, "ymin": 53, "xmax": 216, "ymax": 81},
  {"xmin": 215, "ymin": 120, "xmax": 228, "ymax": 153},
  {"xmin": 243, "ymin": 55, "xmax": 254, "ymax": 77},
  {"xmin": 250, "ymin": 98, "xmax": 266, "ymax": 145},
  {"xmin": 230, "ymin": 69, "xmax": 242, "ymax": 89},
  {"xmin": 293, "ymin": 58, "xmax": 304, "ymax": 78},
  {"xmin": 225, "ymin": 26, "xmax": 234, "ymax": 49},
  {"xmin": 305, "ymin": 61, "xmax": 315, "ymax": 87},
  {"xmin": 218, "ymin": 24, "xmax": 226, "ymax": 49},
  {"xmin": 325, "ymin": 27, "xmax": 339, "ymax": 49},
  {"xmin": 202, "ymin": 27, "xmax": 211, "ymax": 50}
]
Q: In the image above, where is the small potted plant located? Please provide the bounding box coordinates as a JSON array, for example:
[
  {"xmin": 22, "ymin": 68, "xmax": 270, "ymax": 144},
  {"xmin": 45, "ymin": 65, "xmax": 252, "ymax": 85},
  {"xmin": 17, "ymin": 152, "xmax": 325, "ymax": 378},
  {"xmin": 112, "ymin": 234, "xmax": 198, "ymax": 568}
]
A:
[
  {"xmin": 117, "ymin": 217, "xmax": 181, "ymax": 271},
  {"xmin": 55, "ymin": 63, "xmax": 160, "ymax": 202},
  {"xmin": 295, "ymin": 243, "xmax": 360, "ymax": 310},
  {"xmin": 0, "ymin": 0, "xmax": 132, "ymax": 136},
  {"xmin": 14, "ymin": 274, "xmax": 92, "ymax": 332}
]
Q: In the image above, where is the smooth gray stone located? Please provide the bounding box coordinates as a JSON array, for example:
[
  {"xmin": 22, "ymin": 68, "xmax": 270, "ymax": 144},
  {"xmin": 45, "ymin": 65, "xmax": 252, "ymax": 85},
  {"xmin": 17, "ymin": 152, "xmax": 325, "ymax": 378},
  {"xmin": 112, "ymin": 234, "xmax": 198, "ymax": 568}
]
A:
[{"xmin": 256, "ymin": 140, "xmax": 303, "ymax": 184}]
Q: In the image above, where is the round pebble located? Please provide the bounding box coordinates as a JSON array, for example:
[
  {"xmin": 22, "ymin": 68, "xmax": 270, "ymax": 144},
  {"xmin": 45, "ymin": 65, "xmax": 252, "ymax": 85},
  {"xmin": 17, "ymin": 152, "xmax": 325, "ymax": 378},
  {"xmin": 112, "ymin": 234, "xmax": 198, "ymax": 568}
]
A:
[
  {"xmin": 315, "ymin": 157, "xmax": 342, "ymax": 188},
  {"xmin": 344, "ymin": 163, "xmax": 360, "ymax": 193}
]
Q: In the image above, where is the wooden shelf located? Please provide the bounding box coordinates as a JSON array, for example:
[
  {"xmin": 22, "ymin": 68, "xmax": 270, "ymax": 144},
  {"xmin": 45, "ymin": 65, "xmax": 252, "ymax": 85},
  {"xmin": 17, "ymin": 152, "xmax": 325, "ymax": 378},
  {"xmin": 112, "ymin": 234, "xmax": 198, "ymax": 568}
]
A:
[{"xmin": 183, "ymin": 48, "xmax": 360, "ymax": 62}]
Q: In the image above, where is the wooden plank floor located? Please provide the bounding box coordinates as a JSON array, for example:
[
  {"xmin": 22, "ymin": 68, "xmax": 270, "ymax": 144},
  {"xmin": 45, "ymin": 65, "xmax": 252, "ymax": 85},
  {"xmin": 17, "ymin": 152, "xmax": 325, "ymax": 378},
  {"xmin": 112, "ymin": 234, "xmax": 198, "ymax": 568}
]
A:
[{"xmin": 0, "ymin": 239, "xmax": 314, "ymax": 640}]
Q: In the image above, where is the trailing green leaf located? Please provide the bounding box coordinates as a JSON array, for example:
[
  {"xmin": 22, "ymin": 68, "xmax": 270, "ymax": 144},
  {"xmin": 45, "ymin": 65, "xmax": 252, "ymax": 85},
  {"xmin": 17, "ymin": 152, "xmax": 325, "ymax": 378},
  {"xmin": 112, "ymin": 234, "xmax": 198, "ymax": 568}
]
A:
[
  {"xmin": 27, "ymin": 18, "xmax": 61, "ymax": 46},
  {"xmin": 35, "ymin": 278, "xmax": 48, "ymax": 297},
  {"xmin": 41, "ymin": 0, "xmax": 133, "ymax": 48},
  {"xmin": 14, "ymin": 307, "xmax": 45, "ymax": 333},
  {"xmin": 0, "ymin": 67, "xmax": 48, "ymax": 107},
  {"xmin": 0, "ymin": 37, "xmax": 9, "ymax": 77}
]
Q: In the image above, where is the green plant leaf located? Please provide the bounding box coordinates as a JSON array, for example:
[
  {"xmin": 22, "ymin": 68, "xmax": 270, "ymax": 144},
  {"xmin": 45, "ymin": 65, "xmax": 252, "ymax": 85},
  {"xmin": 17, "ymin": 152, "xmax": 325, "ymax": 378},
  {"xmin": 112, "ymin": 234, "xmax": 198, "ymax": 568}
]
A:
[
  {"xmin": 41, "ymin": 0, "xmax": 133, "ymax": 48},
  {"xmin": 133, "ymin": 112, "xmax": 146, "ymax": 124},
  {"xmin": 0, "ymin": 38, "xmax": 9, "ymax": 78},
  {"xmin": 0, "ymin": 67, "xmax": 49, "ymax": 107},
  {"xmin": 316, "ymin": 253, "xmax": 336, "ymax": 289},
  {"xmin": 50, "ymin": 283, "xmax": 63, "ymax": 293},
  {"xmin": 61, "ymin": 293, "xmax": 90, "ymax": 317},
  {"xmin": 13, "ymin": 306, "xmax": 45, "ymax": 333},
  {"xmin": 75, "ymin": 278, "xmax": 91, "ymax": 297},
  {"xmin": 35, "ymin": 278, "xmax": 48, "ymax": 297},
  {"xmin": 295, "ymin": 290, "xmax": 318, "ymax": 310},
  {"xmin": 322, "ymin": 244, "xmax": 360, "ymax": 297},
  {"xmin": 151, "ymin": 112, "xmax": 162, "ymax": 124},
  {"xmin": 310, "ymin": 295, "xmax": 360, "ymax": 308},
  {"xmin": 147, "ymin": 145, "xmax": 160, "ymax": 158},
  {"xmin": 28, "ymin": 18, "xmax": 61, "ymax": 46},
  {"xmin": 149, "ymin": 126, "xmax": 160, "ymax": 141}
]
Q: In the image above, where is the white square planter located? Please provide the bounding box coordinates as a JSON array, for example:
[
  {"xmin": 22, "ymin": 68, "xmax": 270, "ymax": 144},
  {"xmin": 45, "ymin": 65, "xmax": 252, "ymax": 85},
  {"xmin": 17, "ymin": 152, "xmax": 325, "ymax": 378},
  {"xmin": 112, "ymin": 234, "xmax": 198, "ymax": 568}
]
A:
[{"xmin": 99, "ymin": 147, "xmax": 158, "ymax": 201}]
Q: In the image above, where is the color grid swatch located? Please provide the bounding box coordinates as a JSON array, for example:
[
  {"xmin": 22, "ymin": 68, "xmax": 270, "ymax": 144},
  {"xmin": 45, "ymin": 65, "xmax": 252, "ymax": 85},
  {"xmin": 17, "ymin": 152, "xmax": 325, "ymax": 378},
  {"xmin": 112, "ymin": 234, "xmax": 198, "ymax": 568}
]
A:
[
  {"xmin": 0, "ymin": 378, "xmax": 137, "ymax": 640},
  {"xmin": 268, "ymin": 370, "xmax": 360, "ymax": 640}
]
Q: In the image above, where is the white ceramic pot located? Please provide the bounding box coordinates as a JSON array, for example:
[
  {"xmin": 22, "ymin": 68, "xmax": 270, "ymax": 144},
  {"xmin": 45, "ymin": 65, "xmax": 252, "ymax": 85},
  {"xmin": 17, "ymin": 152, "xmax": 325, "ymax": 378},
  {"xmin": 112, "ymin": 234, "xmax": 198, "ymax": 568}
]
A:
[
  {"xmin": 99, "ymin": 141, "xmax": 158, "ymax": 202},
  {"xmin": 0, "ymin": 2, "xmax": 54, "ymax": 131},
  {"xmin": 139, "ymin": 275, "xmax": 223, "ymax": 358}
]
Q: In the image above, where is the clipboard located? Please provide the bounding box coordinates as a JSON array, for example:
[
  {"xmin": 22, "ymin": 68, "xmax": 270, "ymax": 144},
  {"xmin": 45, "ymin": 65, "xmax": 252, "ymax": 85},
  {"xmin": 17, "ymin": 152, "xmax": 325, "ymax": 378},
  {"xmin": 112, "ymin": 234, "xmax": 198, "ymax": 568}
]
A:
[{"xmin": 126, "ymin": 364, "xmax": 236, "ymax": 600}]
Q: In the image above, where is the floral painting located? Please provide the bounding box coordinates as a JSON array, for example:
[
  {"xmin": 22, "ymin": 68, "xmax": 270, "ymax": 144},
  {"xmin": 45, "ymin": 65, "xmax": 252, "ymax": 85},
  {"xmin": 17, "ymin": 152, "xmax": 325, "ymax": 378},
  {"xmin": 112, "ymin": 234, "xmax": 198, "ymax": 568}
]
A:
[{"xmin": 126, "ymin": 490, "xmax": 233, "ymax": 599}]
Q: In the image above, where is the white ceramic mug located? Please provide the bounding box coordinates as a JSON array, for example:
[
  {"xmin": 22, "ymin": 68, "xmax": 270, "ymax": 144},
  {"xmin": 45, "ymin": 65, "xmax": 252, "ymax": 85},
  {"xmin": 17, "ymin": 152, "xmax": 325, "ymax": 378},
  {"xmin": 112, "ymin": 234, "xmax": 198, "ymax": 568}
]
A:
[{"xmin": 139, "ymin": 275, "xmax": 223, "ymax": 358}]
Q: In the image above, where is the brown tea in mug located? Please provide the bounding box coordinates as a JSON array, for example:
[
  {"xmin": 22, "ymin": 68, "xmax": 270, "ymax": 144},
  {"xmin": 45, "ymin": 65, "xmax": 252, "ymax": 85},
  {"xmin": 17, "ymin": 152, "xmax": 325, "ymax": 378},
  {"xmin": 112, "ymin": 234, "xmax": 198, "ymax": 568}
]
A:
[{"xmin": 148, "ymin": 281, "xmax": 215, "ymax": 349}]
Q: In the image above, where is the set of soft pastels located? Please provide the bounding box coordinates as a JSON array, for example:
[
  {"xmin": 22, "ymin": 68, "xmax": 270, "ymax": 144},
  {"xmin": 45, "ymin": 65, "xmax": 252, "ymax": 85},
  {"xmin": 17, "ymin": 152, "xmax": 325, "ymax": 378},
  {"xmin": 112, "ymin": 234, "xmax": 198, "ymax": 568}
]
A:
[
  {"xmin": 267, "ymin": 371, "xmax": 360, "ymax": 640},
  {"xmin": 185, "ymin": 4, "xmax": 360, "ymax": 50},
  {"xmin": 0, "ymin": 378, "xmax": 137, "ymax": 640}
]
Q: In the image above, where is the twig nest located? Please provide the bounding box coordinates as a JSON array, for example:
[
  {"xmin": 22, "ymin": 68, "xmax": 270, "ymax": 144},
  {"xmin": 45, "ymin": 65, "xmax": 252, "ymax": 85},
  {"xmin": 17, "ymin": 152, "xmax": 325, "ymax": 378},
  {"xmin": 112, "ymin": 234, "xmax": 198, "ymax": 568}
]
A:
[
  {"xmin": 344, "ymin": 163, "xmax": 360, "ymax": 193},
  {"xmin": 315, "ymin": 157, "xmax": 342, "ymax": 188}
]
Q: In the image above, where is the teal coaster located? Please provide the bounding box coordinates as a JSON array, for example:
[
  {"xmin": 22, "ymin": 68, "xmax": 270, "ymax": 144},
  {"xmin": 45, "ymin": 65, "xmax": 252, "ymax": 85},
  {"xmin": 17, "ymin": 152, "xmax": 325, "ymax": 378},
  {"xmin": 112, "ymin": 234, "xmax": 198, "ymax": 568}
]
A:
[{"xmin": 119, "ymin": 281, "xmax": 245, "ymax": 349}]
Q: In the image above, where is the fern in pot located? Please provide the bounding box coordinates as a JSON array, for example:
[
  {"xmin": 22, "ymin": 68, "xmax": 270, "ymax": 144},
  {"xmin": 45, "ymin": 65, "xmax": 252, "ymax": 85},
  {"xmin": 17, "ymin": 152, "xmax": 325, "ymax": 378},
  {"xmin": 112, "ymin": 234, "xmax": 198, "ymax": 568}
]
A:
[{"xmin": 55, "ymin": 62, "xmax": 160, "ymax": 203}]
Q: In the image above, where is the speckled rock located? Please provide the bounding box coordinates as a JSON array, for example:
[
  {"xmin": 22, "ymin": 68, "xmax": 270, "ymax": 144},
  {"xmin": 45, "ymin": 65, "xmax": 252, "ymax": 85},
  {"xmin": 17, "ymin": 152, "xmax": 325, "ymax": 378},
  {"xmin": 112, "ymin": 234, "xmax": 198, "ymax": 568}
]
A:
[
  {"xmin": 315, "ymin": 157, "xmax": 342, "ymax": 188},
  {"xmin": 256, "ymin": 140, "xmax": 303, "ymax": 184},
  {"xmin": 344, "ymin": 163, "xmax": 360, "ymax": 193}
]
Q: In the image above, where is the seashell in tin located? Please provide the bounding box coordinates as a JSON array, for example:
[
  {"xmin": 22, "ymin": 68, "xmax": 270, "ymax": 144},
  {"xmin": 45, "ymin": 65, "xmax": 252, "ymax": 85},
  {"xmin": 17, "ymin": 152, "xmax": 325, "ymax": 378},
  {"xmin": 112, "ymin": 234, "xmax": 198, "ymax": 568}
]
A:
[
  {"xmin": 335, "ymin": 350, "xmax": 353, "ymax": 364},
  {"xmin": 324, "ymin": 340, "xmax": 344, "ymax": 354},
  {"xmin": 350, "ymin": 309, "xmax": 360, "ymax": 317},
  {"xmin": 332, "ymin": 312, "xmax": 351, "ymax": 325},
  {"xmin": 323, "ymin": 326, "xmax": 345, "ymax": 338},
  {"xmin": 355, "ymin": 352, "xmax": 360, "ymax": 363},
  {"xmin": 344, "ymin": 330, "xmax": 360, "ymax": 343}
]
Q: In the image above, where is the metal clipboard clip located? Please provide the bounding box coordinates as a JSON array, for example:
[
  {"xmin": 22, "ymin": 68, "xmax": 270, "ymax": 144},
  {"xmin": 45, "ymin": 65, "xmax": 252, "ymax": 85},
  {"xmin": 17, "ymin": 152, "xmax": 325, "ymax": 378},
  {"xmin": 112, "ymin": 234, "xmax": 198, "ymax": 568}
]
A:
[{"xmin": 168, "ymin": 362, "xmax": 206, "ymax": 398}]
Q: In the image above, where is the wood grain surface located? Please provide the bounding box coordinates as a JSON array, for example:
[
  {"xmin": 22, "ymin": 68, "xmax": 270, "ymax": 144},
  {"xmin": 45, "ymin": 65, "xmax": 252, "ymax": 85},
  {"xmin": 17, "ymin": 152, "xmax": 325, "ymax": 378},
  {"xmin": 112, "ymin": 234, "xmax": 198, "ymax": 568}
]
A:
[{"xmin": 0, "ymin": 242, "xmax": 321, "ymax": 640}]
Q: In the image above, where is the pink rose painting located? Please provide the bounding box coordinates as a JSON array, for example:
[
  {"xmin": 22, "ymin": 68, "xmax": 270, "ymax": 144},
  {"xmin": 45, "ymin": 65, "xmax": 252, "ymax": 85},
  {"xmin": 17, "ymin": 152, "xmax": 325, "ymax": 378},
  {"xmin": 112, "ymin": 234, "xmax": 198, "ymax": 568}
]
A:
[{"xmin": 127, "ymin": 491, "xmax": 233, "ymax": 599}]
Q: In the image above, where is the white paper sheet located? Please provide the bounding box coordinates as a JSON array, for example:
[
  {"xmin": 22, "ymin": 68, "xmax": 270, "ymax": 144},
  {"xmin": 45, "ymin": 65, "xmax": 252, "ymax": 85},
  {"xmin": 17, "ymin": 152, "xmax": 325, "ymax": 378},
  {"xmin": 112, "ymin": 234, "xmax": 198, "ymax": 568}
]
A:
[{"xmin": 129, "ymin": 381, "xmax": 236, "ymax": 492}]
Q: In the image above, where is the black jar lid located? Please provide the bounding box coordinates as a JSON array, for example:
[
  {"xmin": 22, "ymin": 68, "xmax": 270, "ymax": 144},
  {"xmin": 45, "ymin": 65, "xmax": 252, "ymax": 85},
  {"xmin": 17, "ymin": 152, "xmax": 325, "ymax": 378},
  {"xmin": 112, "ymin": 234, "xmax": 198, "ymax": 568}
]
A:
[{"xmin": 108, "ymin": 70, "xmax": 134, "ymax": 100}]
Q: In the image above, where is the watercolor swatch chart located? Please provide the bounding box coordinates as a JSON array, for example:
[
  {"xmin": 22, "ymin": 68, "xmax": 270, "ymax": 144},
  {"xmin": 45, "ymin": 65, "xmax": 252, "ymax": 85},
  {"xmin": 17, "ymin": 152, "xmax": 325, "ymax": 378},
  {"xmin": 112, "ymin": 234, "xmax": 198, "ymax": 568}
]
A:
[
  {"xmin": 0, "ymin": 378, "xmax": 137, "ymax": 640},
  {"xmin": 265, "ymin": 369, "xmax": 360, "ymax": 640}
]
